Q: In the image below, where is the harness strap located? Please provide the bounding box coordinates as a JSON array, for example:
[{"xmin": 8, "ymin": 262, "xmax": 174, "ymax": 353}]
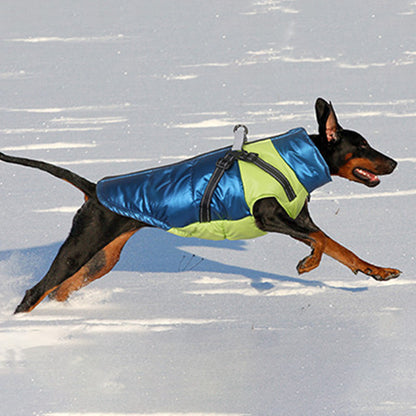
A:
[
  {"xmin": 199, "ymin": 151, "xmax": 238, "ymax": 223},
  {"xmin": 199, "ymin": 126, "xmax": 297, "ymax": 223},
  {"xmin": 236, "ymin": 151, "xmax": 296, "ymax": 201}
]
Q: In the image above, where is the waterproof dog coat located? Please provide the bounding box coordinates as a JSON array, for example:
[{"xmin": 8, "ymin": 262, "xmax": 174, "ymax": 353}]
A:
[{"xmin": 96, "ymin": 128, "xmax": 331, "ymax": 240}]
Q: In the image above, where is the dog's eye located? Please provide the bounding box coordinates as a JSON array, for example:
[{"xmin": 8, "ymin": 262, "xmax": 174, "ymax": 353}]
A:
[{"xmin": 360, "ymin": 141, "xmax": 369, "ymax": 149}]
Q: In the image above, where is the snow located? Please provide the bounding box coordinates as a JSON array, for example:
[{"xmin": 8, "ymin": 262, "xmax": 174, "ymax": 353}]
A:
[{"xmin": 0, "ymin": 0, "xmax": 415, "ymax": 415}]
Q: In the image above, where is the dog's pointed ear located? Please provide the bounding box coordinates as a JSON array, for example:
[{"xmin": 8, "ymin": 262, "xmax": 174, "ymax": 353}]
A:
[{"xmin": 315, "ymin": 98, "xmax": 342, "ymax": 143}]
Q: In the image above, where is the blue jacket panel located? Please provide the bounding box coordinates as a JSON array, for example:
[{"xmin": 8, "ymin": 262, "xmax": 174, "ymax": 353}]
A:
[
  {"xmin": 96, "ymin": 146, "xmax": 250, "ymax": 230},
  {"xmin": 269, "ymin": 129, "xmax": 330, "ymax": 193}
]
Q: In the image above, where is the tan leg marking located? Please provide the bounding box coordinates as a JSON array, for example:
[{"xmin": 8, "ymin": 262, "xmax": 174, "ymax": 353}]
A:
[
  {"xmin": 51, "ymin": 229, "xmax": 137, "ymax": 302},
  {"xmin": 297, "ymin": 231, "xmax": 401, "ymax": 280}
]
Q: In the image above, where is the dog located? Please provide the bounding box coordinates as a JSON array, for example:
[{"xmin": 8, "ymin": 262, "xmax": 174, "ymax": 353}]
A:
[{"xmin": 0, "ymin": 98, "xmax": 401, "ymax": 314}]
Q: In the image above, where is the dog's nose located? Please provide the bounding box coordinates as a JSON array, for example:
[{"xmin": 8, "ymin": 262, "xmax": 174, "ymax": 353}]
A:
[{"xmin": 388, "ymin": 158, "xmax": 398, "ymax": 172}]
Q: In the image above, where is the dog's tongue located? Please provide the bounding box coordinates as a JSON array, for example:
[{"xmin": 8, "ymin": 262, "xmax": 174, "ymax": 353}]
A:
[{"xmin": 355, "ymin": 168, "xmax": 380, "ymax": 185}]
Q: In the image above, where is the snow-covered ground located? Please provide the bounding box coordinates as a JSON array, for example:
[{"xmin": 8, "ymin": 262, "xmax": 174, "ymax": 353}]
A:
[{"xmin": 0, "ymin": 1, "xmax": 415, "ymax": 415}]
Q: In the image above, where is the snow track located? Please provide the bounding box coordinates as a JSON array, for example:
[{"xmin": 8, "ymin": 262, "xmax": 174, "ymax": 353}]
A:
[{"xmin": 0, "ymin": 1, "xmax": 415, "ymax": 415}]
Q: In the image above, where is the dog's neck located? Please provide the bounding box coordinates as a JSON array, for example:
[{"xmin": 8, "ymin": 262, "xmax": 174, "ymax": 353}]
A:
[{"xmin": 308, "ymin": 133, "xmax": 335, "ymax": 175}]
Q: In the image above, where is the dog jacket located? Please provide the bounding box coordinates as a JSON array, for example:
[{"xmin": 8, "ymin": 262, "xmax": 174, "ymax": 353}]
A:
[{"xmin": 96, "ymin": 128, "xmax": 331, "ymax": 240}]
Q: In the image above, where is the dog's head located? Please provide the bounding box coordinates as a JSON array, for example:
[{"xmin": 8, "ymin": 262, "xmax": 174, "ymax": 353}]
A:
[{"xmin": 312, "ymin": 98, "xmax": 397, "ymax": 187}]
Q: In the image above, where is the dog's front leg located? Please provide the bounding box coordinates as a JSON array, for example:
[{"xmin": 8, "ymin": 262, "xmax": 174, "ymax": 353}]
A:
[
  {"xmin": 253, "ymin": 198, "xmax": 401, "ymax": 280},
  {"xmin": 254, "ymin": 198, "xmax": 323, "ymax": 272},
  {"xmin": 302, "ymin": 231, "xmax": 401, "ymax": 281}
]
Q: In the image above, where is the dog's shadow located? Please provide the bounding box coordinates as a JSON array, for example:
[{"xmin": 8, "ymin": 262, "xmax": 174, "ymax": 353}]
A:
[{"xmin": 0, "ymin": 228, "xmax": 367, "ymax": 294}]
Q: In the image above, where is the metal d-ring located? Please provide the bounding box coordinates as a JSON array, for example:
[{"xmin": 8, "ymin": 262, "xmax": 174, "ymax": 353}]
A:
[{"xmin": 232, "ymin": 124, "xmax": 249, "ymax": 151}]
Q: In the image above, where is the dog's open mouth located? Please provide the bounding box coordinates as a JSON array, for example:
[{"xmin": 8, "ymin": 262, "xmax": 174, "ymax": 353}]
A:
[{"xmin": 353, "ymin": 167, "xmax": 380, "ymax": 187}]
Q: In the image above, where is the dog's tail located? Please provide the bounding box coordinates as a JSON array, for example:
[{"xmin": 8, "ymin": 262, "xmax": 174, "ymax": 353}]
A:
[{"xmin": 0, "ymin": 152, "xmax": 96, "ymax": 197}]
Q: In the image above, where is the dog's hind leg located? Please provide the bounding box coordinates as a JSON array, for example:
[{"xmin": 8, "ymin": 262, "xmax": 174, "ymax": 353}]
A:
[
  {"xmin": 14, "ymin": 198, "xmax": 142, "ymax": 313},
  {"xmin": 49, "ymin": 229, "xmax": 138, "ymax": 302}
]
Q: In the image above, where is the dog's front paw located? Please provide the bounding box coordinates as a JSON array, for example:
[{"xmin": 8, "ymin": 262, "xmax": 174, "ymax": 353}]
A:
[
  {"xmin": 364, "ymin": 267, "xmax": 402, "ymax": 281},
  {"xmin": 297, "ymin": 255, "xmax": 320, "ymax": 274}
]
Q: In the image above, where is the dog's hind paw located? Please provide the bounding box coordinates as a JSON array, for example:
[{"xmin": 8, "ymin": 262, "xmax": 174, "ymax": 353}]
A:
[
  {"xmin": 14, "ymin": 290, "xmax": 36, "ymax": 314},
  {"xmin": 14, "ymin": 286, "xmax": 55, "ymax": 314}
]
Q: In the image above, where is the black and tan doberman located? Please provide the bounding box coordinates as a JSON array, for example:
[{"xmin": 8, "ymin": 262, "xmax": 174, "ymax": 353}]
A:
[{"xmin": 0, "ymin": 98, "xmax": 401, "ymax": 313}]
